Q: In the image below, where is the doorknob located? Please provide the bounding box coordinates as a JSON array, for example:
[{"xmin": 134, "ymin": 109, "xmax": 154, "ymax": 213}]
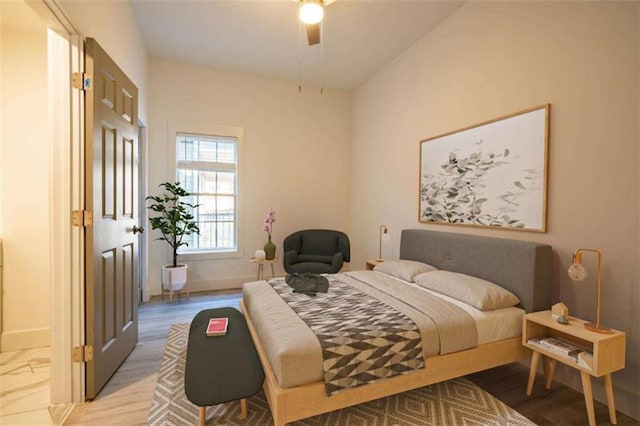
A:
[{"xmin": 133, "ymin": 225, "xmax": 145, "ymax": 234}]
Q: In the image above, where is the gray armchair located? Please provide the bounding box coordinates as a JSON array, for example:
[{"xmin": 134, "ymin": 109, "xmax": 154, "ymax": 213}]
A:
[{"xmin": 283, "ymin": 229, "xmax": 350, "ymax": 274}]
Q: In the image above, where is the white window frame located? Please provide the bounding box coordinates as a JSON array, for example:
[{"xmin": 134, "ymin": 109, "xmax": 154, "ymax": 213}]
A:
[{"xmin": 167, "ymin": 120, "xmax": 244, "ymax": 260}]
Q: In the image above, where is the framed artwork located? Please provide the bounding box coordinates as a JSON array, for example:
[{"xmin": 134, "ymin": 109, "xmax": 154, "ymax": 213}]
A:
[{"xmin": 419, "ymin": 104, "xmax": 549, "ymax": 232}]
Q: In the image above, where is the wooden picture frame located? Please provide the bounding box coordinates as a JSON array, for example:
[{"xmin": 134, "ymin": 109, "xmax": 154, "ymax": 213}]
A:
[{"xmin": 419, "ymin": 104, "xmax": 550, "ymax": 232}]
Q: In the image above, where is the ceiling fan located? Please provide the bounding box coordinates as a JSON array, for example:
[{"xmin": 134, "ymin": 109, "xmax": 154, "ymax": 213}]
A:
[{"xmin": 298, "ymin": 0, "xmax": 337, "ymax": 46}]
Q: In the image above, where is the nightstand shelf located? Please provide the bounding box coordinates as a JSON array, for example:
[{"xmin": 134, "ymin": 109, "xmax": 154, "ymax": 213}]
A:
[{"xmin": 523, "ymin": 310, "xmax": 626, "ymax": 426}]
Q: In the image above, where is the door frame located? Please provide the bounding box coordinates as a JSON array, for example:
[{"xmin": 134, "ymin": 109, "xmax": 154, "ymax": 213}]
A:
[
  {"xmin": 139, "ymin": 124, "xmax": 150, "ymax": 303},
  {"xmin": 28, "ymin": 0, "xmax": 85, "ymax": 407}
]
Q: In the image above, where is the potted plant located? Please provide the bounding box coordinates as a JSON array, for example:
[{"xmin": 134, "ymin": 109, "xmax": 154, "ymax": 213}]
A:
[{"xmin": 146, "ymin": 182, "xmax": 200, "ymax": 295}]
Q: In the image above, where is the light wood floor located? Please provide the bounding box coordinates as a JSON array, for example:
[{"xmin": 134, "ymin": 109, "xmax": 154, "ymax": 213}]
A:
[
  {"xmin": 64, "ymin": 290, "xmax": 638, "ymax": 425},
  {"xmin": 64, "ymin": 290, "xmax": 240, "ymax": 425}
]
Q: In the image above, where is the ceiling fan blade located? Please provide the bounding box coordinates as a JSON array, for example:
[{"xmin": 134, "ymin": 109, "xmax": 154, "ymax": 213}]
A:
[{"xmin": 306, "ymin": 23, "xmax": 320, "ymax": 46}]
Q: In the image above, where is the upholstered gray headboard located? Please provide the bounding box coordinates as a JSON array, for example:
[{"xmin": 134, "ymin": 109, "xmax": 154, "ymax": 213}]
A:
[{"xmin": 399, "ymin": 229, "xmax": 552, "ymax": 313}]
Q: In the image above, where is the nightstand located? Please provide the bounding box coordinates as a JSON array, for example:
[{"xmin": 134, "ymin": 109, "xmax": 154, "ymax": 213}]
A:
[
  {"xmin": 249, "ymin": 257, "xmax": 278, "ymax": 280},
  {"xmin": 365, "ymin": 259, "xmax": 384, "ymax": 270},
  {"xmin": 523, "ymin": 310, "xmax": 626, "ymax": 426}
]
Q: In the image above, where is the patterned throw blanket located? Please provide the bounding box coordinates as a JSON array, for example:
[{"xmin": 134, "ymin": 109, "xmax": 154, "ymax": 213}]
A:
[{"xmin": 269, "ymin": 277, "xmax": 425, "ymax": 395}]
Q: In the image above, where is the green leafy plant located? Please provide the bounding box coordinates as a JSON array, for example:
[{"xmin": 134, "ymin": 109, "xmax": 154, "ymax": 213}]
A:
[{"xmin": 146, "ymin": 182, "xmax": 200, "ymax": 267}]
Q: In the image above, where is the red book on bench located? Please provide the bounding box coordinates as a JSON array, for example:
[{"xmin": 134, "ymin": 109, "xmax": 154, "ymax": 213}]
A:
[{"xmin": 206, "ymin": 318, "xmax": 228, "ymax": 336}]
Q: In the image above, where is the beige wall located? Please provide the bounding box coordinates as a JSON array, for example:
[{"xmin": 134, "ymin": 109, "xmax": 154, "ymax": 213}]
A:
[
  {"xmin": 0, "ymin": 4, "xmax": 51, "ymax": 350},
  {"xmin": 147, "ymin": 60, "xmax": 351, "ymax": 296},
  {"xmin": 351, "ymin": 1, "xmax": 639, "ymax": 419},
  {"xmin": 0, "ymin": 0, "xmax": 148, "ymax": 353},
  {"xmin": 59, "ymin": 0, "xmax": 149, "ymax": 123}
]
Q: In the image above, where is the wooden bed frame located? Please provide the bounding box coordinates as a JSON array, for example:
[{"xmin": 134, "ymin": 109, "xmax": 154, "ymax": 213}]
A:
[{"xmin": 242, "ymin": 229, "xmax": 553, "ymax": 425}]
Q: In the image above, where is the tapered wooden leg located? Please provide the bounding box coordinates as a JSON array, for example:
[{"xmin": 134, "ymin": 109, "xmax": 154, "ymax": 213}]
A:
[
  {"xmin": 186, "ymin": 281, "xmax": 190, "ymax": 299},
  {"xmin": 199, "ymin": 406, "xmax": 206, "ymax": 426},
  {"xmin": 257, "ymin": 264, "xmax": 263, "ymax": 280},
  {"xmin": 526, "ymin": 351, "xmax": 541, "ymax": 396},
  {"xmin": 603, "ymin": 374, "xmax": 617, "ymax": 424},
  {"xmin": 545, "ymin": 358, "xmax": 557, "ymax": 389},
  {"xmin": 239, "ymin": 398, "xmax": 247, "ymax": 419},
  {"xmin": 581, "ymin": 371, "xmax": 596, "ymax": 426},
  {"xmin": 270, "ymin": 263, "xmax": 275, "ymax": 278}
]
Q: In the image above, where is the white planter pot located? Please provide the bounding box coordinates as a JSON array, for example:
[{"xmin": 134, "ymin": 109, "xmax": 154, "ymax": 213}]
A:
[{"xmin": 162, "ymin": 264, "xmax": 188, "ymax": 291}]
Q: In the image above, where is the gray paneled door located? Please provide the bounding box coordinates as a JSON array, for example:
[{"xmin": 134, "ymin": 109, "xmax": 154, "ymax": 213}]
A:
[{"xmin": 84, "ymin": 38, "xmax": 140, "ymax": 399}]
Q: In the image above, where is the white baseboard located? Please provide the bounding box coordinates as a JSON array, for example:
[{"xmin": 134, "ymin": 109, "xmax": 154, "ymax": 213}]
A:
[
  {"xmin": 189, "ymin": 275, "xmax": 256, "ymax": 292},
  {"xmin": 150, "ymin": 274, "xmax": 260, "ymax": 297},
  {"xmin": 1, "ymin": 327, "xmax": 50, "ymax": 351},
  {"xmin": 49, "ymin": 402, "xmax": 74, "ymax": 425}
]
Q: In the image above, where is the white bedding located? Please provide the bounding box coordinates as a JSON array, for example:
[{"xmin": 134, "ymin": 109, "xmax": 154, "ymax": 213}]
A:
[
  {"xmin": 242, "ymin": 270, "xmax": 524, "ymax": 389},
  {"xmin": 375, "ymin": 270, "xmax": 525, "ymax": 344},
  {"xmin": 400, "ymin": 280, "xmax": 524, "ymax": 344}
]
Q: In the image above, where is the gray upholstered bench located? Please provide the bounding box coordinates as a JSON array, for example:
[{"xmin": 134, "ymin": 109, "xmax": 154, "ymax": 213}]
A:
[{"xmin": 185, "ymin": 307, "xmax": 264, "ymax": 426}]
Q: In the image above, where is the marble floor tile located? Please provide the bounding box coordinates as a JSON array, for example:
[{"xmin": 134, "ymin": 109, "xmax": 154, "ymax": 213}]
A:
[
  {"xmin": 0, "ymin": 361, "xmax": 32, "ymax": 376},
  {"xmin": 0, "ymin": 346, "xmax": 52, "ymax": 423},
  {"xmin": 0, "ymin": 407, "xmax": 54, "ymax": 425},
  {"xmin": 0, "ymin": 369, "xmax": 50, "ymax": 416},
  {"xmin": 0, "ymin": 347, "xmax": 50, "ymax": 365}
]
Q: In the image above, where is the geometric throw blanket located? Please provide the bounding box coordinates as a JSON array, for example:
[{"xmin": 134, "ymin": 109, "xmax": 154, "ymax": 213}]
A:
[
  {"xmin": 269, "ymin": 277, "xmax": 425, "ymax": 395},
  {"xmin": 147, "ymin": 323, "xmax": 537, "ymax": 426}
]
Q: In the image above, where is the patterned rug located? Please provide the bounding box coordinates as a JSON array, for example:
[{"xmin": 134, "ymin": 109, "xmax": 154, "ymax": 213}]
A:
[{"xmin": 147, "ymin": 323, "xmax": 535, "ymax": 426}]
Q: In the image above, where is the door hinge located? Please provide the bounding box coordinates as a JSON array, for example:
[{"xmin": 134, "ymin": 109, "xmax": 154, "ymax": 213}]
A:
[
  {"xmin": 72, "ymin": 345, "xmax": 93, "ymax": 362},
  {"xmin": 72, "ymin": 72, "xmax": 92, "ymax": 90},
  {"xmin": 72, "ymin": 210, "xmax": 93, "ymax": 227}
]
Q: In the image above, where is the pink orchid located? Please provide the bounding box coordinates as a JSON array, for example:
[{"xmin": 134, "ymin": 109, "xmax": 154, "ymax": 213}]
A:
[{"xmin": 263, "ymin": 209, "xmax": 276, "ymax": 235}]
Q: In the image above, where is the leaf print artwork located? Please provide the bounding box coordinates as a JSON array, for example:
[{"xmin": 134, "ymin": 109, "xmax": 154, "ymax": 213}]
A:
[{"xmin": 419, "ymin": 105, "xmax": 549, "ymax": 232}]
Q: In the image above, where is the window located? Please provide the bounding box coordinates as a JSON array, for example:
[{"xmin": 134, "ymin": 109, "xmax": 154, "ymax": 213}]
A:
[{"xmin": 169, "ymin": 122, "xmax": 244, "ymax": 258}]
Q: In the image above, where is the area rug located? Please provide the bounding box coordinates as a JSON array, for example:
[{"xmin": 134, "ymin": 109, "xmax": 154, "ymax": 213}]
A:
[{"xmin": 147, "ymin": 323, "xmax": 535, "ymax": 426}]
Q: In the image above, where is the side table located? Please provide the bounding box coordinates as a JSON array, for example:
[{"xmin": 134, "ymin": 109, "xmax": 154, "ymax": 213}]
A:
[
  {"xmin": 523, "ymin": 310, "xmax": 626, "ymax": 426},
  {"xmin": 250, "ymin": 256, "xmax": 278, "ymax": 280},
  {"xmin": 365, "ymin": 259, "xmax": 384, "ymax": 270}
]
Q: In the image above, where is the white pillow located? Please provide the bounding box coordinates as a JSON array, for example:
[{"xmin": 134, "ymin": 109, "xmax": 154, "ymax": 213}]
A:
[
  {"xmin": 373, "ymin": 259, "xmax": 437, "ymax": 282},
  {"xmin": 414, "ymin": 270, "xmax": 520, "ymax": 311}
]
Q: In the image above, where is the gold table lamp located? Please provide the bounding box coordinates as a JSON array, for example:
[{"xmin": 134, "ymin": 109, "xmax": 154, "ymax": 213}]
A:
[
  {"xmin": 377, "ymin": 225, "xmax": 390, "ymax": 262},
  {"xmin": 567, "ymin": 248, "xmax": 613, "ymax": 334}
]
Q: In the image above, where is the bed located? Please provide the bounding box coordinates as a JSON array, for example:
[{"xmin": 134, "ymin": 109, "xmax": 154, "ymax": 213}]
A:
[{"xmin": 241, "ymin": 229, "xmax": 552, "ymax": 425}]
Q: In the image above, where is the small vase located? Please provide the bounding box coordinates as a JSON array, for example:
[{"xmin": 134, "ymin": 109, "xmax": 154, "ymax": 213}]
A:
[{"xmin": 264, "ymin": 235, "xmax": 276, "ymax": 260}]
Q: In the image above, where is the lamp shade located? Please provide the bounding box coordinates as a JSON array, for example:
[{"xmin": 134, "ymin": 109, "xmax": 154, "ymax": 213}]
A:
[
  {"xmin": 567, "ymin": 263, "xmax": 588, "ymax": 281},
  {"xmin": 299, "ymin": 0, "xmax": 324, "ymax": 24},
  {"xmin": 567, "ymin": 248, "xmax": 612, "ymax": 333}
]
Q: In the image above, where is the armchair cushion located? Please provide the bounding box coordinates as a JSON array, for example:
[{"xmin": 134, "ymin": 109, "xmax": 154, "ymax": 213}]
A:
[
  {"xmin": 283, "ymin": 230, "xmax": 350, "ymax": 275},
  {"xmin": 300, "ymin": 232, "xmax": 340, "ymax": 257},
  {"xmin": 298, "ymin": 254, "xmax": 334, "ymax": 264}
]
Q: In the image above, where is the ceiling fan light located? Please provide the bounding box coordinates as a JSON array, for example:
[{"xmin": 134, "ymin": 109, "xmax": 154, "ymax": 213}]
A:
[{"xmin": 299, "ymin": 0, "xmax": 324, "ymax": 25}]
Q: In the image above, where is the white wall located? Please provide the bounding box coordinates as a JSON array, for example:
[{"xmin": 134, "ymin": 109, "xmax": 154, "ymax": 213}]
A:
[
  {"xmin": 0, "ymin": 3, "xmax": 51, "ymax": 350},
  {"xmin": 351, "ymin": 2, "xmax": 639, "ymax": 419},
  {"xmin": 58, "ymin": 0, "xmax": 149, "ymax": 124},
  {"xmin": 148, "ymin": 60, "xmax": 351, "ymax": 295}
]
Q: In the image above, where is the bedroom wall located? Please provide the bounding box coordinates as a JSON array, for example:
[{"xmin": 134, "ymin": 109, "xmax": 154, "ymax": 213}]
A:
[
  {"xmin": 147, "ymin": 60, "xmax": 351, "ymax": 296},
  {"xmin": 0, "ymin": 2, "xmax": 51, "ymax": 351},
  {"xmin": 351, "ymin": 1, "xmax": 639, "ymax": 419},
  {"xmin": 58, "ymin": 0, "xmax": 149, "ymax": 123}
]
